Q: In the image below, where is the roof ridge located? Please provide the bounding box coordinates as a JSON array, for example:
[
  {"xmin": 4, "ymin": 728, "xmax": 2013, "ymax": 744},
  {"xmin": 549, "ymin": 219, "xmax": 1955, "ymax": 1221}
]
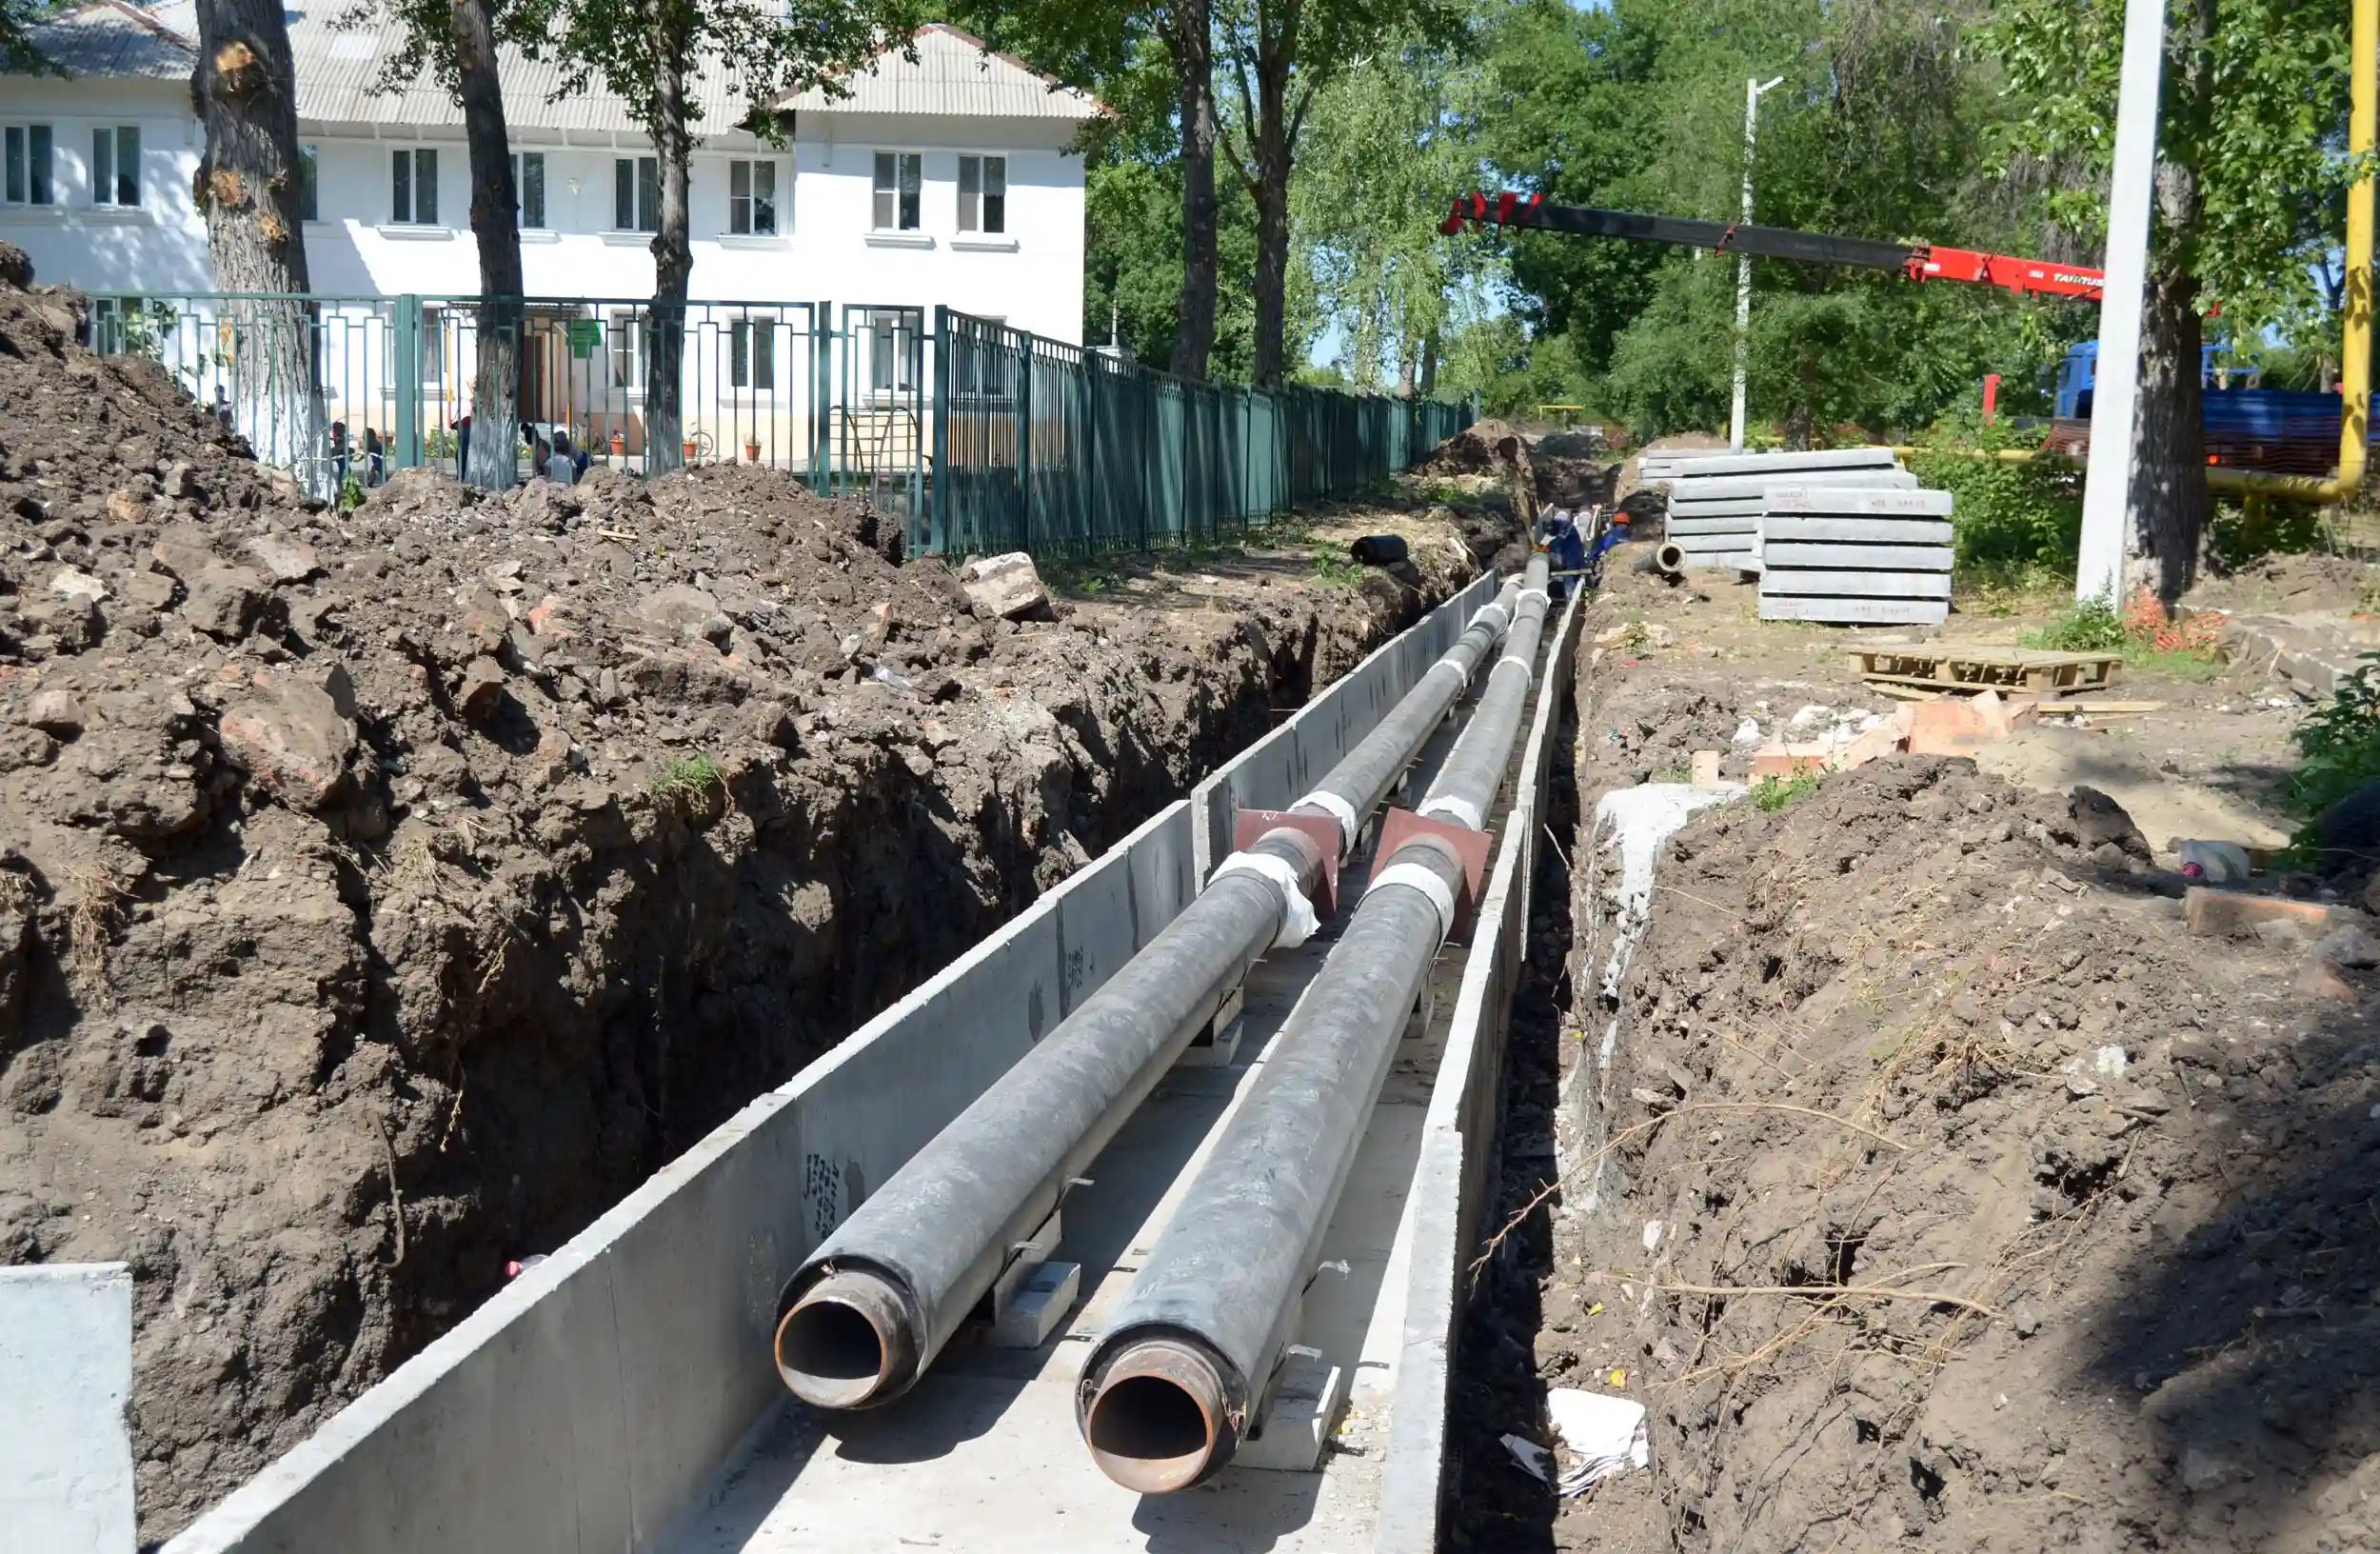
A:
[
  {"xmin": 910, "ymin": 21, "xmax": 1102, "ymax": 110},
  {"xmin": 46, "ymin": 0, "xmax": 195, "ymax": 48}
]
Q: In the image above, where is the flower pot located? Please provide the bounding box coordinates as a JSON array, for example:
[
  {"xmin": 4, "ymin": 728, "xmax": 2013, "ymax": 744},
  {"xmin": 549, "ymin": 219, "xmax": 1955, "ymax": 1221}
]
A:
[
  {"xmin": 608, "ymin": 430, "xmax": 625, "ymax": 456},
  {"xmin": 744, "ymin": 441, "xmax": 762, "ymax": 464}
]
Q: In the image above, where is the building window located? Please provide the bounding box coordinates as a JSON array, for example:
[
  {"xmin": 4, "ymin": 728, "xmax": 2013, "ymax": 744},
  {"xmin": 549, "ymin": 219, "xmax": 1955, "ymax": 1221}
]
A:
[
  {"xmin": 391, "ymin": 148, "xmax": 437, "ymax": 225},
  {"xmin": 871, "ymin": 151, "xmax": 920, "ymax": 231},
  {"xmin": 864, "ymin": 309, "xmax": 916, "ymax": 398},
  {"xmin": 731, "ymin": 316, "xmax": 775, "ymax": 391},
  {"xmin": 609, "ymin": 309, "xmax": 644, "ymax": 390},
  {"xmin": 958, "ymin": 155, "xmax": 1004, "ymax": 235},
  {"xmin": 297, "ymin": 145, "xmax": 318, "ymax": 221},
  {"xmin": 91, "ymin": 126, "xmax": 140, "ymax": 208},
  {"xmin": 420, "ymin": 305, "xmax": 445, "ymax": 384},
  {"xmin": 513, "ymin": 150, "xmax": 545, "ymax": 228},
  {"xmin": 614, "ymin": 156, "xmax": 658, "ymax": 232},
  {"xmin": 728, "ymin": 159, "xmax": 776, "ymax": 235},
  {"xmin": 3, "ymin": 125, "xmax": 52, "ymax": 206}
]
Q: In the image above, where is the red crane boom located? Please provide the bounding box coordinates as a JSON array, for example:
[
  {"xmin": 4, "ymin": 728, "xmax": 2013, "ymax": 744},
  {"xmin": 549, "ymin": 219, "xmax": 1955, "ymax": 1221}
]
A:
[{"xmin": 1440, "ymin": 191, "xmax": 2105, "ymax": 301}]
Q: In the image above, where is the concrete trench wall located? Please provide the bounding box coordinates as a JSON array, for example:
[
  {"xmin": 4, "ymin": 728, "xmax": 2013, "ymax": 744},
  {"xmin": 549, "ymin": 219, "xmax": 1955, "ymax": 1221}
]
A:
[
  {"xmin": 162, "ymin": 576, "xmax": 1502, "ymax": 1554},
  {"xmin": 1373, "ymin": 590, "xmax": 1584, "ymax": 1554}
]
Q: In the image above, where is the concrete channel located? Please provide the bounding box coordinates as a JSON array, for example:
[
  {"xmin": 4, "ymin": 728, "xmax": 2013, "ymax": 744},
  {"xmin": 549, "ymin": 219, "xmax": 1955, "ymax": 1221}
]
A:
[{"xmin": 160, "ymin": 569, "xmax": 1581, "ymax": 1554}]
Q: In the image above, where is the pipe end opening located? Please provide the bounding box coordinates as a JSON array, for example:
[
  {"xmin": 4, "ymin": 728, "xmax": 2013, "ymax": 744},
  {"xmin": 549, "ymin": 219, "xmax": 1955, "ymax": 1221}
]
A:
[
  {"xmin": 1083, "ymin": 1351, "xmax": 1224, "ymax": 1494},
  {"xmin": 776, "ymin": 1275, "xmax": 902, "ymax": 1410}
]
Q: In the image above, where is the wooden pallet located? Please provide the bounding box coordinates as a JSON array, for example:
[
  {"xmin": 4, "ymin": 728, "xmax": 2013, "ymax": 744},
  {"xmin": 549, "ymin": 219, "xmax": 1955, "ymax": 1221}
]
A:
[{"xmin": 1849, "ymin": 646, "xmax": 2121, "ymax": 697}]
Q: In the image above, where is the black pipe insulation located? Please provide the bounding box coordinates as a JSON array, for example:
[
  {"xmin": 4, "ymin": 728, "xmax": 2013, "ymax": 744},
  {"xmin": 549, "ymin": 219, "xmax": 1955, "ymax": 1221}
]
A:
[
  {"xmin": 1074, "ymin": 553, "xmax": 1559, "ymax": 1494},
  {"xmin": 1287, "ymin": 577, "xmax": 1520, "ymax": 857},
  {"xmin": 1416, "ymin": 553, "xmax": 1552, "ymax": 831},
  {"xmin": 771, "ymin": 580, "xmax": 1527, "ymax": 1412}
]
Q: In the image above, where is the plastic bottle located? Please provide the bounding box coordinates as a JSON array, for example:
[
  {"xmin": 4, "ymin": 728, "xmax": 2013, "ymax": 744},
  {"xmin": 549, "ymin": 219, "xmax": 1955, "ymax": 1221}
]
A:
[{"xmin": 2175, "ymin": 841, "xmax": 2251, "ymax": 884}]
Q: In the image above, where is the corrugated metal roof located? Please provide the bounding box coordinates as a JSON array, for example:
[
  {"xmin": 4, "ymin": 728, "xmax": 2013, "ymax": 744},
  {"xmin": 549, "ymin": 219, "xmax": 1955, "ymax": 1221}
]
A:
[
  {"xmin": 23, "ymin": 0, "xmax": 192, "ymax": 81},
  {"xmin": 22, "ymin": 8, "xmax": 1099, "ymax": 133},
  {"xmin": 782, "ymin": 27, "xmax": 1101, "ymax": 122}
]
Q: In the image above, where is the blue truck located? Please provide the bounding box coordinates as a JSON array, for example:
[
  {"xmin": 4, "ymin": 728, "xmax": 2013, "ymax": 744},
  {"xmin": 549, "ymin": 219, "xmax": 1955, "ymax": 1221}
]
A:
[{"xmin": 2052, "ymin": 341, "xmax": 2371, "ymax": 476}]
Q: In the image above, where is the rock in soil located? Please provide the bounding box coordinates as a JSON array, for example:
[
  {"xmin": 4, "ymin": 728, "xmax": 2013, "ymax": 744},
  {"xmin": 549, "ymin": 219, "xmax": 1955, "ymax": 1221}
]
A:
[{"xmin": 0, "ymin": 270, "xmax": 1505, "ymax": 1540}]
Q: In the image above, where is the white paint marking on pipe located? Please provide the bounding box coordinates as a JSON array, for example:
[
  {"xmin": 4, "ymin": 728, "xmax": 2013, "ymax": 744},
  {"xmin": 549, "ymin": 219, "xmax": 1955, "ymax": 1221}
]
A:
[
  {"xmin": 1419, "ymin": 795, "xmax": 1483, "ymax": 830},
  {"xmin": 1292, "ymin": 787, "xmax": 1360, "ymax": 853}
]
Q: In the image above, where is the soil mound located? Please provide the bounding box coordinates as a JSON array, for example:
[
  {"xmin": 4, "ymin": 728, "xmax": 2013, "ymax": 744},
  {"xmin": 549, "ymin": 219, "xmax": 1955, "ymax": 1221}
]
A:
[{"xmin": 1513, "ymin": 750, "xmax": 2380, "ymax": 1551}]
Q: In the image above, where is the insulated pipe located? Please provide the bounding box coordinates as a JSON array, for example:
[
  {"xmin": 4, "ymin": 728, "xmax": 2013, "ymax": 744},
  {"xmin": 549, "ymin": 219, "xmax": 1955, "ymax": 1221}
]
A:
[
  {"xmin": 1077, "ymin": 562, "xmax": 1557, "ymax": 1493},
  {"xmin": 1654, "ymin": 541, "xmax": 1687, "ymax": 576},
  {"xmin": 1415, "ymin": 552, "xmax": 1552, "ymax": 832},
  {"xmin": 1286, "ymin": 577, "xmax": 1520, "ymax": 855},
  {"xmin": 773, "ymin": 582, "xmax": 1526, "ymax": 1411}
]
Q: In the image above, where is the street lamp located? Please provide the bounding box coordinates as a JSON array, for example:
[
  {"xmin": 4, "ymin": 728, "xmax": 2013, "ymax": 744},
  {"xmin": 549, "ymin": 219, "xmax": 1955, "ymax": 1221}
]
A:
[{"xmin": 1730, "ymin": 74, "xmax": 1786, "ymax": 451}]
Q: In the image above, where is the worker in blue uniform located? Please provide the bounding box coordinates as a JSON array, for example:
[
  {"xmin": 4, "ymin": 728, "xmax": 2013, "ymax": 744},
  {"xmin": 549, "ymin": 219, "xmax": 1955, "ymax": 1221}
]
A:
[{"xmin": 1542, "ymin": 508, "xmax": 1590, "ymax": 599}]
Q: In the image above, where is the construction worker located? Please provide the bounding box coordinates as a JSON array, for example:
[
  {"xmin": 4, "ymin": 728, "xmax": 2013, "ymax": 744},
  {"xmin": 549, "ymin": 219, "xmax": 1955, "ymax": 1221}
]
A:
[{"xmin": 1542, "ymin": 508, "xmax": 1589, "ymax": 600}]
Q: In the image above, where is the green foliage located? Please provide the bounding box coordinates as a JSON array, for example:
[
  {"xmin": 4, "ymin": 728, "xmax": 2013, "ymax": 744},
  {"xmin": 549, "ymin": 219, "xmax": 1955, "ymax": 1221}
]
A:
[
  {"xmin": 649, "ymin": 750, "xmax": 724, "ymax": 798},
  {"xmin": 1905, "ymin": 423, "xmax": 2084, "ymax": 588},
  {"xmin": 1310, "ymin": 547, "xmax": 1366, "ymax": 588},
  {"xmin": 2286, "ymin": 657, "xmax": 2380, "ymax": 819},
  {"xmin": 1986, "ymin": 0, "xmax": 2357, "ymax": 344},
  {"xmin": 336, "ymin": 473, "xmax": 368, "ymax": 512},
  {"xmin": 423, "ymin": 428, "xmax": 459, "ymax": 459},
  {"xmin": 0, "ymin": 0, "xmax": 66, "ymax": 77},
  {"xmin": 2211, "ymin": 495, "xmax": 2330, "ymax": 568},
  {"xmin": 2021, "ymin": 595, "xmax": 2129, "ymax": 653},
  {"xmin": 1752, "ymin": 771, "xmax": 1822, "ymax": 811}
]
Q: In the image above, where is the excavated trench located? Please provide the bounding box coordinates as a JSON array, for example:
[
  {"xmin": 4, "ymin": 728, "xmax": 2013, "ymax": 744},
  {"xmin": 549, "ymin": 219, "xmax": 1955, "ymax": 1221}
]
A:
[{"xmin": 0, "ymin": 271, "xmax": 1512, "ymax": 1541}]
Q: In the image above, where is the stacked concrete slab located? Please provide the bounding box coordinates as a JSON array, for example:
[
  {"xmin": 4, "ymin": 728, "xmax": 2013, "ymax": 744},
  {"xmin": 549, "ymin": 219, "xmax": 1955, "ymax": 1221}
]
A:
[
  {"xmin": 1755, "ymin": 486, "xmax": 1955, "ymax": 625},
  {"xmin": 1637, "ymin": 448, "xmax": 1912, "ymax": 571}
]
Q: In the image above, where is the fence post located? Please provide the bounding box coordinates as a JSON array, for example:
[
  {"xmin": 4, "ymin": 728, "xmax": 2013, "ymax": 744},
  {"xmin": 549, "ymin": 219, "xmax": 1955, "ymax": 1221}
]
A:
[
  {"xmin": 1012, "ymin": 328, "xmax": 1032, "ymax": 552},
  {"xmin": 391, "ymin": 295, "xmax": 423, "ymax": 468},
  {"xmin": 813, "ymin": 299, "xmax": 833, "ymax": 490},
  {"xmin": 929, "ymin": 306, "xmax": 951, "ymax": 556}
]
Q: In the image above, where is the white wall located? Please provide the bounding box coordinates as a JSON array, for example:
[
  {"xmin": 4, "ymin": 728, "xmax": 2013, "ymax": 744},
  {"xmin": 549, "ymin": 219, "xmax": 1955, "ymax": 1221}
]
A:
[
  {"xmin": 0, "ymin": 78, "xmax": 1087, "ymax": 347},
  {"xmin": 0, "ymin": 79, "xmax": 209, "ymax": 293}
]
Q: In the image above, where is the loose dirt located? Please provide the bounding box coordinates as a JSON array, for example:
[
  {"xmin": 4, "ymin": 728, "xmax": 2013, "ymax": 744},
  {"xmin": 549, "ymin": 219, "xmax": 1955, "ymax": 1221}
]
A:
[
  {"xmin": 1452, "ymin": 551, "xmax": 2380, "ymax": 1551},
  {"xmin": 0, "ymin": 269, "xmax": 1509, "ymax": 1541}
]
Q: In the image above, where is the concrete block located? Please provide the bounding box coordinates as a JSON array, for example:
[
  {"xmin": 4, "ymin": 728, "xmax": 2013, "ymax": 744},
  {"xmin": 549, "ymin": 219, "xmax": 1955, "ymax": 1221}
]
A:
[
  {"xmin": 0, "ymin": 1264, "xmax": 134, "ymax": 1554},
  {"xmin": 1653, "ymin": 468, "xmax": 1916, "ymax": 500},
  {"xmin": 1665, "ymin": 496, "xmax": 1768, "ymax": 518},
  {"xmin": 960, "ymin": 552, "xmax": 1049, "ymax": 620},
  {"xmin": 1690, "ymin": 750, "xmax": 1721, "ymax": 788},
  {"xmin": 1763, "ymin": 488, "xmax": 1954, "ymax": 516},
  {"xmin": 1759, "ymin": 542, "xmax": 1954, "ymax": 570},
  {"xmin": 987, "ymin": 1261, "xmax": 1080, "ymax": 1348},
  {"xmin": 1640, "ymin": 447, "xmax": 1899, "ymax": 480},
  {"xmin": 1757, "ymin": 595, "xmax": 1948, "ymax": 626},
  {"xmin": 1664, "ymin": 516, "xmax": 1764, "ymax": 536},
  {"xmin": 2185, "ymin": 887, "xmax": 2350, "ymax": 938},
  {"xmin": 1236, "ymin": 1347, "xmax": 1345, "ymax": 1473},
  {"xmin": 1757, "ymin": 516, "xmax": 1954, "ymax": 545},
  {"xmin": 1759, "ymin": 568, "xmax": 1952, "ymax": 598},
  {"xmin": 1179, "ymin": 982, "xmax": 1245, "ymax": 1067}
]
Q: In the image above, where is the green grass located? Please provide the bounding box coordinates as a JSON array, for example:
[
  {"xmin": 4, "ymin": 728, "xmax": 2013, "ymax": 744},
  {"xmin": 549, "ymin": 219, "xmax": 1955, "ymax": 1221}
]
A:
[
  {"xmin": 2019, "ymin": 596, "xmax": 2224, "ymax": 680},
  {"xmin": 1751, "ymin": 771, "xmax": 1823, "ymax": 812},
  {"xmin": 1311, "ymin": 548, "xmax": 1367, "ymax": 588},
  {"xmin": 1651, "ymin": 763, "xmax": 1691, "ymax": 784},
  {"xmin": 648, "ymin": 751, "xmax": 723, "ymax": 799}
]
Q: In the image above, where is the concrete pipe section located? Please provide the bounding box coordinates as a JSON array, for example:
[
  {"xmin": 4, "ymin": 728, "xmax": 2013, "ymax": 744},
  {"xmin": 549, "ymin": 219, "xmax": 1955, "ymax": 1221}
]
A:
[
  {"xmin": 1077, "ymin": 555, "xmax": 1553, "ymax": 1492},
  {"xmin": 772, "ymin": 579, "xmax": 1528, "ymax": 1411}
]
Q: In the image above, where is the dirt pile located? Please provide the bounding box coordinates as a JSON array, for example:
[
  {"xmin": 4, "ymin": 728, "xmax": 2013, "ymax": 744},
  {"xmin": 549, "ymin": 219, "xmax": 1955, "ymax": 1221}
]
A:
[
  {"xmin": 0, "ymin": 278, "xmax": 1494, "ymax": 1540},
  {"xmin": 1458, "ymin": 621, "xmax": 2380, "ymax": 1552}
]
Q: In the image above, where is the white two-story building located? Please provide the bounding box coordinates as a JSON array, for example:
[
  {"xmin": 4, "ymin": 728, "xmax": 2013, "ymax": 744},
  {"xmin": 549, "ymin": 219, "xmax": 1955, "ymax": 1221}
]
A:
[{"xmin": 1, "ymin": 1, "xmax": 1097, "ymax": 470}]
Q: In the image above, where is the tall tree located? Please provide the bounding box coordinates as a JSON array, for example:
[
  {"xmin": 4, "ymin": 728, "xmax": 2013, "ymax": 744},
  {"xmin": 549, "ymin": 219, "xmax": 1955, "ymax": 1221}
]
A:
[
  {"xmin": 940, "ymin": 0, "xmax": 1228, "ymax": 376},
  {"xmin": 519, "ymin": 0, "xmax": 906, "ymax": 473},
  {"xmin": 193, "ymin": 0, "xmax": 326, "ymax": 475},
  {"xmin": 382, "ymin": 0, "xmax": 526, "ymax": 489},
  {"xmin": 1217, "ymin": 0, "xmax": 1458, "ymax": 386},
  {"xmin": 3, "ymin": 0, "xmax": 65, "ymax": 76},
  {"xmin": 1992, "ymin": 0, "xmax": 2356, "ymax": 601}
]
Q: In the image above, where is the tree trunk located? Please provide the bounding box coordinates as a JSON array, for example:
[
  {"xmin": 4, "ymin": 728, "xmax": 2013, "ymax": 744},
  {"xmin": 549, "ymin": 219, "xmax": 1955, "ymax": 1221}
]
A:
[
  {"xmin": 1168, "ymin": 1, "xmax": 1218, "ymax": 381},
  {"xmin": 1249, "ymin": 62, "xmax": 1292, "ymax": 388},
  {"xmin": 2128, "ymin": 261, "xmax": 2209, "ymax": 604},
  {"xmin": 191, "ymin": 0, "xmax": 323, "ymax": 481},
  {"xmin": 1418, "ymin": 329, "xmax": 1438, "ymax": 397},
  {"xmin": 646, "ymin": 42, "xmax": 694, "ymax": 476},
  {"xmin": 1395, "ymin": 328, "xmax": 1418, "ymax": 398},
  {"xmin": 453, "ymin": 0, "xmax": 521, "ymax": 492}
]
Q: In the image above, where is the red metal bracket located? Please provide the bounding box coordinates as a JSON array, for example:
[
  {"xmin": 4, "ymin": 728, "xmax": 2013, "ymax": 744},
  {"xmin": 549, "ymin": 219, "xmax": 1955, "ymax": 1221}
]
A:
[
  {"xmin": 1232, "ymin": 808, "xmax": 1342, "ymax": 920},
  {"xmin": 1374, "ymin": 808, "xmax": 1495, "ymax": 938}
]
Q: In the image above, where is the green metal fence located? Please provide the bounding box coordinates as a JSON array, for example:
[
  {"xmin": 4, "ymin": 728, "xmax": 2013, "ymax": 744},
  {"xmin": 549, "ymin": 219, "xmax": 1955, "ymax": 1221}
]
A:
[
  {"xmin": 85, "ymin": 292, "xmax": 1471, "ymax": 554},
  {"xmin": 925, "ymin": 307, "xmax": 1473, "ymax": 559}
]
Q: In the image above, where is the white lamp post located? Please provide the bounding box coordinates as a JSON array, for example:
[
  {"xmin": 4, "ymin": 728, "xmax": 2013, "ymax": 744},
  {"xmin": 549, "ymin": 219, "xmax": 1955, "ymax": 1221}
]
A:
[{"xmin": 1730, "ymin": 74, "xmax": 1787, "ymax": 451}]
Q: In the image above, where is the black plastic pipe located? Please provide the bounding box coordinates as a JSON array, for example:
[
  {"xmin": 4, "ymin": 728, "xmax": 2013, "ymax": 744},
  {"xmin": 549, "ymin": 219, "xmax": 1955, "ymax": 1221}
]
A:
[
  {"xmin": 1075, "ymin": 553, "xmax": 1557, "ymax": 1493},
  {"xmin": 772, "ymin": 581, "xmax": 1524, "ymax": 1411}
]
